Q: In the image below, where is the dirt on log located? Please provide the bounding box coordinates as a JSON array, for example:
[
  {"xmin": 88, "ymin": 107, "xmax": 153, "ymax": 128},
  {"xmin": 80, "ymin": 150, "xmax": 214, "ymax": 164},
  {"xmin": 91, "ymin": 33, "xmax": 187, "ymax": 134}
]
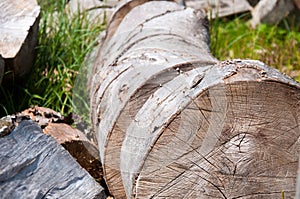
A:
[{"xmin": 0, "ymin": 119, "xmax": 106, "ymax": 198}]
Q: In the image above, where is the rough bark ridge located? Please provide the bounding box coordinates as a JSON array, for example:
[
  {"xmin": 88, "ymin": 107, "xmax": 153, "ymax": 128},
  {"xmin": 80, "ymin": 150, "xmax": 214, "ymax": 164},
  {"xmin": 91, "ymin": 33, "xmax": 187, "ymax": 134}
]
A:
[
  {"xmin": 89, "ymin": 0, "xmax": 300, "ymax": 198},
  {"xmin": 17, "ymin": 106, "xmax": 106, "ymax": 187},
  {"xmin": 0, "ymin": 120, "xmax": 106, "ymax": 199}
]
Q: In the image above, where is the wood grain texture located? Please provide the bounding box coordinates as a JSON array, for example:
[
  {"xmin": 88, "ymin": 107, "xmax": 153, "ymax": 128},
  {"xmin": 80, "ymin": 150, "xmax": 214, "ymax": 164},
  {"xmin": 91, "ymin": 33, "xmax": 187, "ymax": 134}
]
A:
[
  {"xmin": 134, "ymin": 60, "xmax": 300, "ymax": 198},
  {"xmin": 0, "ymin": 0, "xmax": 40, "ymax": 79},
  {"xmin": 0, "ymin": 120, "xmax": 106, "ymax": 199}
]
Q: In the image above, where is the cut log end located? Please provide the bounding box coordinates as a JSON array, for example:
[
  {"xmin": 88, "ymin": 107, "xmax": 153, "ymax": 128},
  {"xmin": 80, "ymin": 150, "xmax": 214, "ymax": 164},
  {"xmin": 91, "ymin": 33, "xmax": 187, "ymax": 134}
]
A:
[
  {"xmin": 135, "ymin": 71, "xmax": 300, "ymax": 198},
  {"xmin": 100, "ymin": 60, "xmax": 300, "ymax": 198}
]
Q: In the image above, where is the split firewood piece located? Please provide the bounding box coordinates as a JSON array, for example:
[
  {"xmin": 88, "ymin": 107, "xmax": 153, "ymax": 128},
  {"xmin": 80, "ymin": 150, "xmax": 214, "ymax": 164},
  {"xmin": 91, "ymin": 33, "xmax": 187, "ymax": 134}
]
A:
[
  {"xmin": 18, "ymin": 106, "xmax": 104, "ymax": 185},
  {"xmin": 0, "ymin": 120, "xmax": 106, "ymax": 198},
  {"xmin": 43, "ymin": 123, "xmax": 104, "ymax": 185},
  {"xmin": 18, "ymin": 106, "xmax": 96, "ymax": 143},
  {"xmin": 0, "ymin": 0, "xmax": 40, "ymax": 82}
]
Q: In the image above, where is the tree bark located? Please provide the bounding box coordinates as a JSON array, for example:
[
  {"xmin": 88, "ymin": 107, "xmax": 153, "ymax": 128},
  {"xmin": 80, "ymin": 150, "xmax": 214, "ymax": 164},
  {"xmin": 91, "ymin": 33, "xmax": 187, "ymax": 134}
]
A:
[
  {"xmin": 89, "ymin": 0, "xmax": 300, "ymax": 198},
  {"xmin": 43, "ymin": 123, "xmax": 105, "ymax": 184},
  {"xmin": 0, "ymin": 119, "xmax": 106, "ymax": 198},
  {"xmin": 18, "ymin": 106, "xmax": 106, "ymax": 188}
]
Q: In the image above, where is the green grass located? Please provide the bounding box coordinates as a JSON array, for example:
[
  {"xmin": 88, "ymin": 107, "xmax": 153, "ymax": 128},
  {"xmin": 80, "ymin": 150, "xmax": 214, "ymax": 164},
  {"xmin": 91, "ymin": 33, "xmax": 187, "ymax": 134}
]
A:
[
  {"xmin": 210, "ymin": 13, "xmax": 300, "ymax": 81},
  {"xmin": 0, "ymin": 6, "xmax": 299, "ymax": 117},
  {"xmin": 0, "ymin": 0, "xmax": 105, "ymax": 117}
]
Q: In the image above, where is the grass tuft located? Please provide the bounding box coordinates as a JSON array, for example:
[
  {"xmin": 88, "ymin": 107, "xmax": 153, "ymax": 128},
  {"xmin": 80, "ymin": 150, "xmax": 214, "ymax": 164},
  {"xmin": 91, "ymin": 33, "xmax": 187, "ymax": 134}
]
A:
[
  {"xmin": 0, "ymin": 0, "xmax": 105, "ymax": 116},
  {"xmin": 210, "ymin": 13, "xmax": 300, "ymax": 81},
  {"xmin": 0, "ymin": 5, "xmax": 299, "ymax": 118}
]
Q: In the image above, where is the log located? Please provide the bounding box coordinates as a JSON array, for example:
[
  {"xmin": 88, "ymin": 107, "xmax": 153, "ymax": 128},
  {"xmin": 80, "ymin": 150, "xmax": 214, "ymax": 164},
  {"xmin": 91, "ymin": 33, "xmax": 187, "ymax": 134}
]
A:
[
  {"xmin": 43, "ymin": 123, "xmax": 104, "ymax": 184},
  {"xmin": 89, "ymin": 0, "xmax": 300, "ymax": 198},
  {"xmin": 0, "ymin": 0, "xmax": 40, "ymax": 82},
  {"xmin": 18, "ymin": 106, "xmax": 105, "ymax": 186},
  {"xmin": 185, "ymin": 0, "xmax": 251, "ymax": 18},
  {"xmin": 0, "ymin": 119, "xmax": 106, "ymax": 198},
  {"xmin": 89, "ymin": 1, "xmax": 215, "ymax": 197},
  {"xmin": 250, "ymin": 0, "xmax": 295, "ymax": 27},
  {"xmin": 66, "ymin": 0, "xmax": 117, "ymax": 25},
  {"xmin": 18, "ymin": 106, "xmax": 64, "ymax": 128}
]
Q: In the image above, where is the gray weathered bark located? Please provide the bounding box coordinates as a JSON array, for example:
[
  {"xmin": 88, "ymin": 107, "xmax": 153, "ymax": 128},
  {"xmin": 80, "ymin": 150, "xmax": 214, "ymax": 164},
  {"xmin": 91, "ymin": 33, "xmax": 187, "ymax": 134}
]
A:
[
  {"xmin": 0, "ymin": 119, "xmax": 106, "ymax": 198},
  {"xmin": 18, "ymin": 106, "xmax": 105, "ymax": 186},
  {"xmin": 89, "ymin": 0, "xmax": 300, "ymax": 198}
]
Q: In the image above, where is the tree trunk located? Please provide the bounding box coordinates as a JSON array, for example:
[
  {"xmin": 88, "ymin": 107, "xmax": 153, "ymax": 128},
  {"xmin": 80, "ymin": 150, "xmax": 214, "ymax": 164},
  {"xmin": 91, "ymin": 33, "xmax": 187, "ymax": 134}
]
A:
[
  {"xmin": 0, "ymin": 119, "xmax": 106, "ymax": 198},
  {"xmin": 0, "ymin": 0, "xmax": 40, "ymax": 82},
  {"xmin": 89, "ymin": 0, "xmax": 300, "ymax": 198}
]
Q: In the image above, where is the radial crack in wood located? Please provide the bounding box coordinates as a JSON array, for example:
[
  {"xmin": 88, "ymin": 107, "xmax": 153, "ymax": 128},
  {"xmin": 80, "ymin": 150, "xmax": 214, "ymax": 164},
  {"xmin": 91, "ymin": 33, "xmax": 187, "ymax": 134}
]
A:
[{"xmin": 134, "ymin": 60, "xmax": 300, "ymax": 198}]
